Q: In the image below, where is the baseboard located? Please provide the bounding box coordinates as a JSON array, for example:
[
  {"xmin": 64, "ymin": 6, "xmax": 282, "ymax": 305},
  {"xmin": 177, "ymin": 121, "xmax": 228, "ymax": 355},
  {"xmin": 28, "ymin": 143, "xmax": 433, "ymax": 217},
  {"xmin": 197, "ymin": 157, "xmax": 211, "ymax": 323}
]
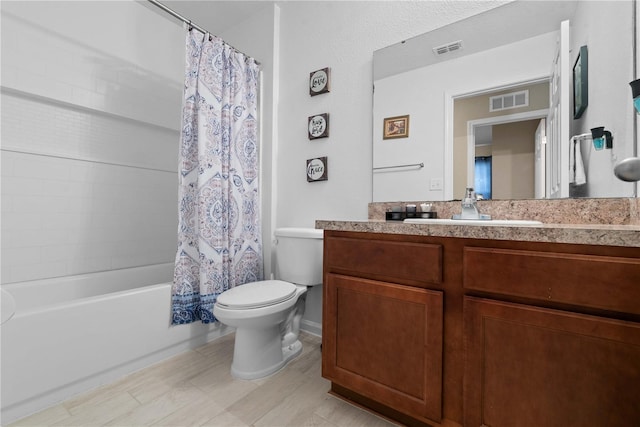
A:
[{"xmin": 300, "ymin": 319, "xmax": 322, "ymax": 337}]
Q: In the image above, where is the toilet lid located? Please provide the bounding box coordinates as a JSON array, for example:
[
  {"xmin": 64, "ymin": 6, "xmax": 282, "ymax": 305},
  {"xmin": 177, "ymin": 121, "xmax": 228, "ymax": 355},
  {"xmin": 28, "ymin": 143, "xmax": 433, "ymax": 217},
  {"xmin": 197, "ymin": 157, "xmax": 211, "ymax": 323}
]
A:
[{"xmin": 216, "ymin": 280, "xmax": 297, "ymax": 309}]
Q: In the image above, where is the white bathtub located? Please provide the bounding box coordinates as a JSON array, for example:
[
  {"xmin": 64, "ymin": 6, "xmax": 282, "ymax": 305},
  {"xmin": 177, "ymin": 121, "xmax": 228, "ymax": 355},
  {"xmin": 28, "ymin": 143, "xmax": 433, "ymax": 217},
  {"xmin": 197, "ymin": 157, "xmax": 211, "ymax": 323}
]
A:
[{"xmin": 1, "ymin": 264, "xmax": 231, "ymax": 424}]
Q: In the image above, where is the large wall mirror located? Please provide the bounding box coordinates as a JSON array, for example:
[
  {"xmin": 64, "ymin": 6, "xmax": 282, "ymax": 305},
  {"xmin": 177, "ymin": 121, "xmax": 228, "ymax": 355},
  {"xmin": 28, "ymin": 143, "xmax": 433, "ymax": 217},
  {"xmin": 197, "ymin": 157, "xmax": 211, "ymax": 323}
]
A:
[{"xmin": 373, "ymin": 0, "xmax": 637, "ymax": 202}]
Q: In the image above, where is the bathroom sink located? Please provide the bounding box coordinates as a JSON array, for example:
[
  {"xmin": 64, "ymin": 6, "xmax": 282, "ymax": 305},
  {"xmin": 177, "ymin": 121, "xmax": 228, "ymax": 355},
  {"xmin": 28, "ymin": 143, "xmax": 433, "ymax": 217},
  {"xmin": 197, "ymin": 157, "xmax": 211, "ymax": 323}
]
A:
[{"xmin": 403, "ymin": 218, "xmax": 543, "ymax": 226}]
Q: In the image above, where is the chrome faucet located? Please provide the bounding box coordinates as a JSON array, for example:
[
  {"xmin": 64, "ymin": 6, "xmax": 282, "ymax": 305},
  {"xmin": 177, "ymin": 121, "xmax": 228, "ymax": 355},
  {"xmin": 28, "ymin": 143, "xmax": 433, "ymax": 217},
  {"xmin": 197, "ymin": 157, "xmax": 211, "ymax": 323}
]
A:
[
  {"xmin": 461, "ymin": 188, "xmax": 480, "ymax": 219},
  {"xmin": 453, "ymin": 187, "xmax": 491, "ymax": 220}
]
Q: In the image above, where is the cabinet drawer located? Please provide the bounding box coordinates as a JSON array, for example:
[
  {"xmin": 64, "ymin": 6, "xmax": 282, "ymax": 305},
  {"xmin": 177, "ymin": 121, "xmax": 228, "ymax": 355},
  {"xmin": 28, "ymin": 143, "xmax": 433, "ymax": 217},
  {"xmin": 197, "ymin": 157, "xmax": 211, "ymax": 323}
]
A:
[
  {"xmin": 463, "ymin": 247, "xmax": 640, "ymax": 315},
  {"xmin": 324, "ymin": 236, "xmax": 442, "ymax": 286}
]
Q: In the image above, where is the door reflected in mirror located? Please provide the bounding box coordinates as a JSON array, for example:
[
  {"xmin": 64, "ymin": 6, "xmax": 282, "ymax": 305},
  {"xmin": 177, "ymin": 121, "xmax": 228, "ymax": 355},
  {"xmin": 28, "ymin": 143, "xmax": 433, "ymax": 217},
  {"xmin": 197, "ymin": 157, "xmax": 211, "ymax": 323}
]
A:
[{"xmin": 453, "ymin": 81, "xmax": 549, "ymax": 200}]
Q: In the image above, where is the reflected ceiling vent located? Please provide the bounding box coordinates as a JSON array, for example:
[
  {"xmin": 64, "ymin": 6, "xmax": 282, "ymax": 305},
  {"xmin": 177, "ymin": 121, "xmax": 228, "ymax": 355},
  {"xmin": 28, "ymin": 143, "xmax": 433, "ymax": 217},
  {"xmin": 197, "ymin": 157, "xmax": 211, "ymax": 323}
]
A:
[
  {"xmin": 433, "ymin": 40, "xmax": 463, "ymax": 56},
  {"xmin": 490, "ymin": 90, "xmax": 529, "ymax": 112}
]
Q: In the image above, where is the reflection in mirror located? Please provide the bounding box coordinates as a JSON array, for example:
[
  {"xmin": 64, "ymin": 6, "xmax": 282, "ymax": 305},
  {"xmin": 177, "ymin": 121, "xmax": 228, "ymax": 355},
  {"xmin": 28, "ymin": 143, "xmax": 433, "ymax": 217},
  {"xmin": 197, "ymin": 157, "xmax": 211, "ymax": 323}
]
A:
[
  {"xmin": 453, "ymin": 81, "xmax": 549, "ymax": 200},
  {"xmin": 372, "ymin": 0, "xmax": 637, "ymax": 202}
]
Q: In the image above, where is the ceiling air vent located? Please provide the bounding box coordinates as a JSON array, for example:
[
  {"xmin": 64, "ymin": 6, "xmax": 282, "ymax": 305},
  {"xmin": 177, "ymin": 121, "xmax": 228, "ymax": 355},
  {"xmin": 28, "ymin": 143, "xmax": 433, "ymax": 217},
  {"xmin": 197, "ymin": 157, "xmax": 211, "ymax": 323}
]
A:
[
  {"xmin": 489, "ymin": 90, "xmax": 529, "ymax": 112},
  {"xmin": 432, "ymin": 40, "xmax": 463, "ymax": 56}
]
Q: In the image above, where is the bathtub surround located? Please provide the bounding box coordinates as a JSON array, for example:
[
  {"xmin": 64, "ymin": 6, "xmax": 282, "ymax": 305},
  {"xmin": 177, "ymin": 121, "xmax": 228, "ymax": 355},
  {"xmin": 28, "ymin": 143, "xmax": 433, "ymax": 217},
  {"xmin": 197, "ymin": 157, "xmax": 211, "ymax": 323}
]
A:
[
  {"xmin": 172, "ymin": 29, "xmax": 262, "ymax": 325},
  {"xmin": 1, "ymin": 1, "xmax": 183, "ymax": 283},
  {"xmin": 1, "ymin": 2, "xmax": 225, "ymax": 423}
]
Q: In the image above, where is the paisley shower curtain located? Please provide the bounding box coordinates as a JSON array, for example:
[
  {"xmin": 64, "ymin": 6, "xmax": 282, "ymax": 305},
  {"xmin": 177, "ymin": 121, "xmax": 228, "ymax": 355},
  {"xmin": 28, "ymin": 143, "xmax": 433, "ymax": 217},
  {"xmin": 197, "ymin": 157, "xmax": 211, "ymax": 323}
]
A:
[{"xmin": 172, "ymin": 29, "xmax": 262, "ymax": 324}]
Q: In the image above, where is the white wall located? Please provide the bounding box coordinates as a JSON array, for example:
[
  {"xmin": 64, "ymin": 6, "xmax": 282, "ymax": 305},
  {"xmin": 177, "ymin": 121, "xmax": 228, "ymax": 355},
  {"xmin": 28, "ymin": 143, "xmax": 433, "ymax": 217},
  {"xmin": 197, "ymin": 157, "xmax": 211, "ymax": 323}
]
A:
[
  {"xmin": 275, "ymin": 1, "xmax": 507, "ymax": 225},
  {"xmin": 1, "ymin": 1, "xmax": 184, "ymax": 284},
  {"xmin": 274, "ymin": 1, "xmax": 507, "ymax": 329}
]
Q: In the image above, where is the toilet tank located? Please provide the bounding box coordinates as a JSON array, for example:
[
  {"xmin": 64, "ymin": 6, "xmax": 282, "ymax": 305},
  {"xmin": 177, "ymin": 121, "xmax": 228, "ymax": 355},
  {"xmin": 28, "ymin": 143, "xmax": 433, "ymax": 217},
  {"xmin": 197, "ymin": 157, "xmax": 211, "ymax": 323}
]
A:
[{"xmin": 274, "ymin": 227, "xmax": 323, "ymax": 286}]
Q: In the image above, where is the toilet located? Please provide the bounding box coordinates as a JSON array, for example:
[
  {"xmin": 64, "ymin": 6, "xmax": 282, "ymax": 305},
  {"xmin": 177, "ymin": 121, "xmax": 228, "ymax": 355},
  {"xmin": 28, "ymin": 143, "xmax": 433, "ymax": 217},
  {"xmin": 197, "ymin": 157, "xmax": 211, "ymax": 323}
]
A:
[{"xmin": 213, "ymin": 227, "xmax": 323, "ymax": 380}]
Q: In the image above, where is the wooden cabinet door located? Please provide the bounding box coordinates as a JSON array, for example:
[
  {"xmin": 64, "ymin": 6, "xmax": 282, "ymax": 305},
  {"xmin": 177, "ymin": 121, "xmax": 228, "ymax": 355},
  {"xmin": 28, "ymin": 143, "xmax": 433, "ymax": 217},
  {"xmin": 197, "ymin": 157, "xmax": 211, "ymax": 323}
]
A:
[
  {"xmin": 464, "ymin": 296, "xmax": 640, "ymax": 427},
  {"xmin": 322, "ymin": 273, "xmax": 443, "ymax": 422}
]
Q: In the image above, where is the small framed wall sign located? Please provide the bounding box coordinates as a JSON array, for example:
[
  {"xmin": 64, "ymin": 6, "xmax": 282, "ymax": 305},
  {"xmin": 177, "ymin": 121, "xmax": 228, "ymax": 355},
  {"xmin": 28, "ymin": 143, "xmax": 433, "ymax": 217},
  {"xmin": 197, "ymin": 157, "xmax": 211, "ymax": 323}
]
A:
[
  {"xmin": 306, "ymin": 157, "xmax": 328, "ymax": 182},
  {"xmin": 383, "ymin": 115, "xmax": 410, "ymax": 139},
  {"xmin": 309, "ymin": 67, "xmax": 330, "ymax": 96},
  {"xmin": 308, "ymin": 113, "xmax": 330, "ymax": 139},
  {"xmin": 573, "ymin": 45, "xmax": 588, "ymax": 119}
]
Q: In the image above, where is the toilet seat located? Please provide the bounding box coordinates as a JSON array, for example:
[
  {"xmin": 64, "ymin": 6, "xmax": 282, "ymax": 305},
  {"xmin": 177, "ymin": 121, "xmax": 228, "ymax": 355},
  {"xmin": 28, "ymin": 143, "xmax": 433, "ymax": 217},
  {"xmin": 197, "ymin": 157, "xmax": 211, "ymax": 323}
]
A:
[{"xmin": 216, "ymin": 280, "xmax": 297, "ymax": 309}]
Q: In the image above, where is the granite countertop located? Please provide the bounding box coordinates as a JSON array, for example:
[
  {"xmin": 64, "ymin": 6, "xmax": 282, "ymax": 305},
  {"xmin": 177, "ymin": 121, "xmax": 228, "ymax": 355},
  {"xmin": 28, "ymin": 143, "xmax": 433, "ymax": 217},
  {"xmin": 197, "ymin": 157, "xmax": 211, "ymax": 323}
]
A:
[{"xmin": 315, "ymin": 220, "xmax": 640, "ymax": 248}]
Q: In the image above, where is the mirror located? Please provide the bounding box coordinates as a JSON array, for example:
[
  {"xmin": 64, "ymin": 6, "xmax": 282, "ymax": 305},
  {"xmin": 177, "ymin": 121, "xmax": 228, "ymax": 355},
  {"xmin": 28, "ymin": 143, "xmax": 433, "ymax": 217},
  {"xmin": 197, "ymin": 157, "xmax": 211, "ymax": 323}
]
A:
[{"xmin": 373, "ymin": 0, "xmax": 637, "ymax": 202}]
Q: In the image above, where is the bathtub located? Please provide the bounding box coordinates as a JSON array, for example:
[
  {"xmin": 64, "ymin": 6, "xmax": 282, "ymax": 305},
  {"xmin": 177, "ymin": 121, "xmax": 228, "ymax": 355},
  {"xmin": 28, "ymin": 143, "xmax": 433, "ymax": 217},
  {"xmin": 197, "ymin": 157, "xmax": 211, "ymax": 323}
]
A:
[{"xmin": 1, "ymin": 264, "xmax": 231, "ymax": 424}]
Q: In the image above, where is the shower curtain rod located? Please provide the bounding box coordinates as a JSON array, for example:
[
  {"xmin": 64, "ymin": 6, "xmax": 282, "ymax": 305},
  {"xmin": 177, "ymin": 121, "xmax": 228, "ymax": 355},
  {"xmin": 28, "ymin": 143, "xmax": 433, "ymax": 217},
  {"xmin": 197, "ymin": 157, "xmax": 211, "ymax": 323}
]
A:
[{"xmin": 146, "ymin": 0, "xmax": 261, "ymax": 66}]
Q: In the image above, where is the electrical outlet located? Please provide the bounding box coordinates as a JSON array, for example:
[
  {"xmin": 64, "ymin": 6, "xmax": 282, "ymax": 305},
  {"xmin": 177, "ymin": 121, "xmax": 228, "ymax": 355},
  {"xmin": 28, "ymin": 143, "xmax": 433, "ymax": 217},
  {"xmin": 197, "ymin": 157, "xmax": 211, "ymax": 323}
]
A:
[{"xmin": 429, "ymin": 178, "xmax": 443, "ymax": 191}]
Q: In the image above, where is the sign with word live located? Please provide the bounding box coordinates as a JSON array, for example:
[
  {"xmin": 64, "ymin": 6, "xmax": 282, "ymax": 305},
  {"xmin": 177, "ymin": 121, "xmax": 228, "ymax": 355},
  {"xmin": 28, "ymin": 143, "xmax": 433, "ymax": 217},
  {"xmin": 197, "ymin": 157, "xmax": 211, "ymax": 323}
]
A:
[{"xmin": 308, "ymin": 113, "xmax": 329, "ymax": 139}]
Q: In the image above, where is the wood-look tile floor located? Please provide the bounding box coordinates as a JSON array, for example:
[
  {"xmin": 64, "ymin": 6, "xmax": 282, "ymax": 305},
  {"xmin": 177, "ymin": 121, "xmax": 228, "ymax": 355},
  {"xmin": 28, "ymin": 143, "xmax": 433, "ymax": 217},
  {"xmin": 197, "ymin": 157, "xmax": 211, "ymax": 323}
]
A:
[{"xmin": 9, "ymin": 332, "xmax": 397, "ymax": 427}]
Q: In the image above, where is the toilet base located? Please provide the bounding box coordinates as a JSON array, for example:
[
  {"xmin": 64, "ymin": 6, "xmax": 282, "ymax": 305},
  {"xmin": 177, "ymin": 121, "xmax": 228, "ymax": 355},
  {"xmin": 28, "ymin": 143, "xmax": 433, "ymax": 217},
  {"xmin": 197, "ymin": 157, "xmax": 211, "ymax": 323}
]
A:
[
  {"xmin": 282, "ymin": 339, "xmax": 303, "ymax": 364},
  {"xmin": 230, "ymin": 325, "xmax": 303, "ymax": 380}
]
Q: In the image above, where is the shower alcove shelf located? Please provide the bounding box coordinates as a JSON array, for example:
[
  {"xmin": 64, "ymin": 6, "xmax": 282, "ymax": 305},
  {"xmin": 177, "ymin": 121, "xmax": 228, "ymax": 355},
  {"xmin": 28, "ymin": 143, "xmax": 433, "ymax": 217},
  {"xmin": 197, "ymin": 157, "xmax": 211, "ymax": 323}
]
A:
[{"xmin": 319, "ymin": 221, "xmax": 640, "ymax": 427}]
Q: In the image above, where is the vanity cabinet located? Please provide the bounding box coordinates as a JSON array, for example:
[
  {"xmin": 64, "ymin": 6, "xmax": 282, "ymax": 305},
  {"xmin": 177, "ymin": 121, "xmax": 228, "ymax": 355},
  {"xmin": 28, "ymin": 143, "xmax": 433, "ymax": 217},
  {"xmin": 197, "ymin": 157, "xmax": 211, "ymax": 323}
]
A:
[
  {"xmin": 322, "ymin": 232, "xmax": 445, "ymax": 424},
  {"xmin": 321, "ymin": 229, "xmax": 640, "ymax": 427},
  {"xmin": 463, "ymin": 245, "xmax": 640, "ymax": 427}
]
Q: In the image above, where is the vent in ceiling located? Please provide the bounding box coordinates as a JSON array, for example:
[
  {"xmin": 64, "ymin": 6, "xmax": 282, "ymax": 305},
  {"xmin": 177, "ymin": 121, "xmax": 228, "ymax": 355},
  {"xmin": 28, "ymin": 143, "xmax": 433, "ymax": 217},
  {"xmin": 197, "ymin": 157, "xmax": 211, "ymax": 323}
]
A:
[
  {"xmin": 489, "ymin": 90, "xmax": 529, "ymax": 112},
  {"xmin": 432, "ymin": 40, "xmax": 463, "ymax": 56}
]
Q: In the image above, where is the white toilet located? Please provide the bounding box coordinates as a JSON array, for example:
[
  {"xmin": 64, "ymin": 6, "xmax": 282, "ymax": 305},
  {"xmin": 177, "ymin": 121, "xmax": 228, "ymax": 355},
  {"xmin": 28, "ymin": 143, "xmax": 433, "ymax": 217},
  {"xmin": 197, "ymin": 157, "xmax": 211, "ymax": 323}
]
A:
[{"xmin": 213, "ymin": 227, "xmax": 323, "ymax": 380}]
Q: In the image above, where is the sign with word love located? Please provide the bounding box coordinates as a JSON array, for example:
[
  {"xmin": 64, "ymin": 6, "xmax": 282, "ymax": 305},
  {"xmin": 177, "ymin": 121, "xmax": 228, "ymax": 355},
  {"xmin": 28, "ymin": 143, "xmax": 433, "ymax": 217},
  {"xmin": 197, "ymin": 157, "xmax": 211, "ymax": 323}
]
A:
[{"xmin": 309, "ymin": 68, "xmax": 330, "ymax": 96}]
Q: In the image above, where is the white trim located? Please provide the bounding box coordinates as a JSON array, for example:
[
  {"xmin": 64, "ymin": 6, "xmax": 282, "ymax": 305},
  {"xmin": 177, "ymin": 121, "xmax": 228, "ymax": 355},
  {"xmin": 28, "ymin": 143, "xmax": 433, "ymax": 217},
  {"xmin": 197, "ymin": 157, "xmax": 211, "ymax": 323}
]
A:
[
  {"xmin": 269, "ymin": 4, "xmax": 281, "ymax": 278},
  {"xmin": 466, "ymin": 109, "xmax": 549, "ymax": 188},
  {"xmin": 559, "ymin": 20, "xmax": 571, "ymax": 198},
  {"xmin": 444, "ymin": 76, "xmax": 550, "ymax": 199},
  {"xmin": 444, "ymin": 91, "xmax": 455, "ymax": 200},
  {"xmin": 452, "ymin": 76, "xmax": 549, "ymax": 100}
]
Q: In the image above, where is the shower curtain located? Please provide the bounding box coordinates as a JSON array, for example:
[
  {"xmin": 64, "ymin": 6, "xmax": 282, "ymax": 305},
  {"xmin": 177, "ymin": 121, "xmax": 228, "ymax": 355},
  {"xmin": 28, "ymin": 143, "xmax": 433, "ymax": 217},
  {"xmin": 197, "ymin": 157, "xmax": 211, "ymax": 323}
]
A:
[{"xmin": 172, "ymin": 29, "xmax": 262, "ymax": 324}]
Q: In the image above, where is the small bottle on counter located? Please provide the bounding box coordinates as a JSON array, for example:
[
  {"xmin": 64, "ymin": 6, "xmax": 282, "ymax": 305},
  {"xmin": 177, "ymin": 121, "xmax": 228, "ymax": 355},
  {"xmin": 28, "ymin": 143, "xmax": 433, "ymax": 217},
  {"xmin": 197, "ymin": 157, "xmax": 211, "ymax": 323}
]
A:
[{"xmin": 420, "ymin": 203, "xmax": 437, "ymax": 218}]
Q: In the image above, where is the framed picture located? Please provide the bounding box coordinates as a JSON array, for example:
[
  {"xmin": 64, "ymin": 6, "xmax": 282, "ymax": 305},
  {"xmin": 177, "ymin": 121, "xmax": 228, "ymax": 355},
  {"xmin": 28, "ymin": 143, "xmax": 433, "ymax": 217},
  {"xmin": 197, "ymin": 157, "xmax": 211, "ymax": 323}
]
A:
[
  {"xmin": 306, "ymin": 157, "xmax": 328, "ymax": 182},
  {"xmin": 309, "ymin": 68, "xmax": 330, "ymax": 96},
  {"xmin": 383, "ymin": 115, "xmax": 410, "ymax": 139},
  {"xmin": 573, "ymin": 45, "xmax": 588, "ymax": 119},
  {"xmin": 308, "ymin": 113, "xmax": 329, "ymax": 139}
]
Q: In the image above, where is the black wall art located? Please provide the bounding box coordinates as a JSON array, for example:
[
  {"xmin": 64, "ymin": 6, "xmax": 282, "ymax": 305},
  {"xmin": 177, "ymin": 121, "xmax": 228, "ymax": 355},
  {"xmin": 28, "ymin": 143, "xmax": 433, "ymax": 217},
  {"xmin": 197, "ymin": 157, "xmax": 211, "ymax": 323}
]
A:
[
  {"xmin": 306, "ymin": 157, "xmax": 328, "ymax": 182},
  {"xmin": 309, "ymin": 67, "xmax": 330, "ymax": 96},
  {"xmin": 308, "ymin": 113, "xmax": 330, "ymax": 139}
]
